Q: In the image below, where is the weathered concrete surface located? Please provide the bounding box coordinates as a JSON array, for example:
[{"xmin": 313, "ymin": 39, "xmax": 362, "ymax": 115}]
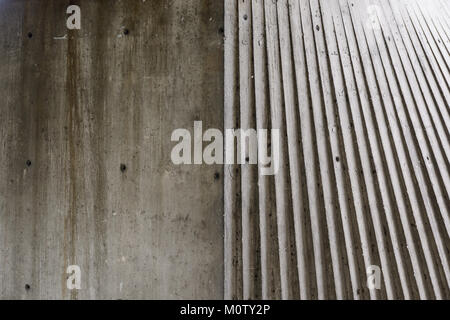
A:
[{"xmin": 0, "ymin": 0, "xmax": 224, "ymax": 299}]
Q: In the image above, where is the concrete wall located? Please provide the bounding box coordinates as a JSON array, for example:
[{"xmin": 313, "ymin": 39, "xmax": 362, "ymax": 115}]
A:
[
  {"xmin": 0, "ymin": 0, "xmax": 224, "ymax": 299},
  {"xmin": 2, "ymin": 0, "xmax": 449, "ymax": 301},
  {"xmin": 225, "ymin": 0, "xmax": 450, "ymax": 300}
]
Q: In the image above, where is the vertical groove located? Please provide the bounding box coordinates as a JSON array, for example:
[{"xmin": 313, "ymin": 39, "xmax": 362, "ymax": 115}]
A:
[
  {"xmin": 224, "ymin": 0, "xmax": 450, "ymax": 300},
  {"xmin": 264, "ymin": 0, "xmax": 298, "ymax": 300},
  {"xmin": 277, "ymin": 0, "xmax": 309, "ymax": 300},
  {"xmin": 224, "ymin": 0, "xmax": 243, "ymax": 300}
]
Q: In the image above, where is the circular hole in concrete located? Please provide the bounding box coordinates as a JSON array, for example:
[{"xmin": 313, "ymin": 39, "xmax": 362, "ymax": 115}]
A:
[
  {"xmin": 26, "ymin": 160, "xmax": 32, "ymax": 167},
  {"xmin": 25, "ymin": 284, "xmax": 31, "ymax": 291},
  {"xmin": 27, "ymin": 32, "xmax": 33, "ymax": 38},
  {"xmin": 123, "ymin": 29, "xmax": 129, "ymax": 35},
  {"xmin": 120, "ymin": 164, "xmax": 127, "ymax": 172}
]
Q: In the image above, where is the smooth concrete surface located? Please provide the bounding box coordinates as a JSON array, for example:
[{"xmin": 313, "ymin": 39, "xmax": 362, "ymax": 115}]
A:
[{"xmin": 0, "ymin": 0, "xmax": 224, "ymax": 299}]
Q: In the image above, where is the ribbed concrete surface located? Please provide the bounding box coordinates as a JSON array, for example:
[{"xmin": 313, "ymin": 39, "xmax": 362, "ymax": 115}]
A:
[{"xmin": 224, "ymin": 0, "xmax": 450, "ymax": 299}]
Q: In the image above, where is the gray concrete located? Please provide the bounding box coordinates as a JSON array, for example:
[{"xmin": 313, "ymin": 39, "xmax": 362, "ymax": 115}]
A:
[
  {"xmin": 0, "ymin": 0, "xmax": 224, "ymax": 299},
  {"xmin": 2, "ymin": 0, "xmax": 449, "ymax": 301},
  {"xmin": 225, "ymin": 0, "xmax": 450, "ymax": 300}
]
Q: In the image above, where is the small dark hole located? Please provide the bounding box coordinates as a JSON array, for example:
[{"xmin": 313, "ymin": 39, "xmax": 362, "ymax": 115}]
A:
[
  {"xmin": 25, "ymin": 284, "xmax": 31, "ymax": 290},
  {"xmin": 245, "ymin": 157, "xmax": 249, "ymax": 163},
  {"xmin": 123, "ymin": 29, "xmax": 129, "ymax": 35},
  {"xmin": 316, "ymin": 25, "xmax": 320, "ymax": 31},
  {"xmin": 243, "ymin": 14, "xmax": 248, "ymax": 21},
  {"xmin": 120, "ymin": 164, "xmax": 127, "ymax": 172},
  {"xmin": 27, "ymin": 32, "xmax": 33, "ymax": 38},
  {"xmin": 214, "ymin": 172, "xmax": 220, "ymax": 180},
  {"xmin": 218, "ymin": 27, "xmax": 224, "ymax": 34},
  {"xmin": 26, "ymin": 160, "xmax": 32, "ymax": 167},
  {"xmin": 335, "ymin": 156, "xmax": 340, "ymax": 162}
]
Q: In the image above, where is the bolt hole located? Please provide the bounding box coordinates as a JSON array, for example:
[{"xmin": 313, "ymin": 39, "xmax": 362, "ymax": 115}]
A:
[
  {"xmin": 25, "ymin": 284, "xmax": 31, "ymax": 291},
  {"xmin": 27, "ymin": 32, "xmax": 33, "ymax": 38},
  {"xmin": 316, "ymin": 25, "xmax": 320, "ymax": 31},
  {"xmin": 120, "ymin": 164, "xmax": 127, "ymax": 172},
  {"xmin": 218, "ymin": 27, "xmax": 224, "ymax": 34},
  {"xmin": 243, "ymin": 14, "xmax": 248, "ymax": 21},
  {"xmin": 214, "ymin": 172, "xmax": 220, "ymax": 180},
  {"xmin": 123, "ymin": 29, "xmax": 129, "ymax": 35},
  {"xmin": 26, "ymin": 160, "xmax": 32, "ymax": 167},
  {"xmin": 335, "ymin": 156, "xmax": 340, "ymax": 162}
]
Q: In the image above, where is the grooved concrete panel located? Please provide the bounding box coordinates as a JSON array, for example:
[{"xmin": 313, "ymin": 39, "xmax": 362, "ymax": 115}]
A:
[
  {"xmin": 0, "ymin": 0, "xmax": 224, "ymax": 299},
  {"xmin": 224, "ymin": 0, "xmax": 450, "ymax": 300}
]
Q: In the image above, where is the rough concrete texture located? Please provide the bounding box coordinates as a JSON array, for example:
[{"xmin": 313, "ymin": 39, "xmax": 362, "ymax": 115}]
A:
[{"xmin": 0, "ymin": 0, "xmax": 224, "ymax": 299}]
